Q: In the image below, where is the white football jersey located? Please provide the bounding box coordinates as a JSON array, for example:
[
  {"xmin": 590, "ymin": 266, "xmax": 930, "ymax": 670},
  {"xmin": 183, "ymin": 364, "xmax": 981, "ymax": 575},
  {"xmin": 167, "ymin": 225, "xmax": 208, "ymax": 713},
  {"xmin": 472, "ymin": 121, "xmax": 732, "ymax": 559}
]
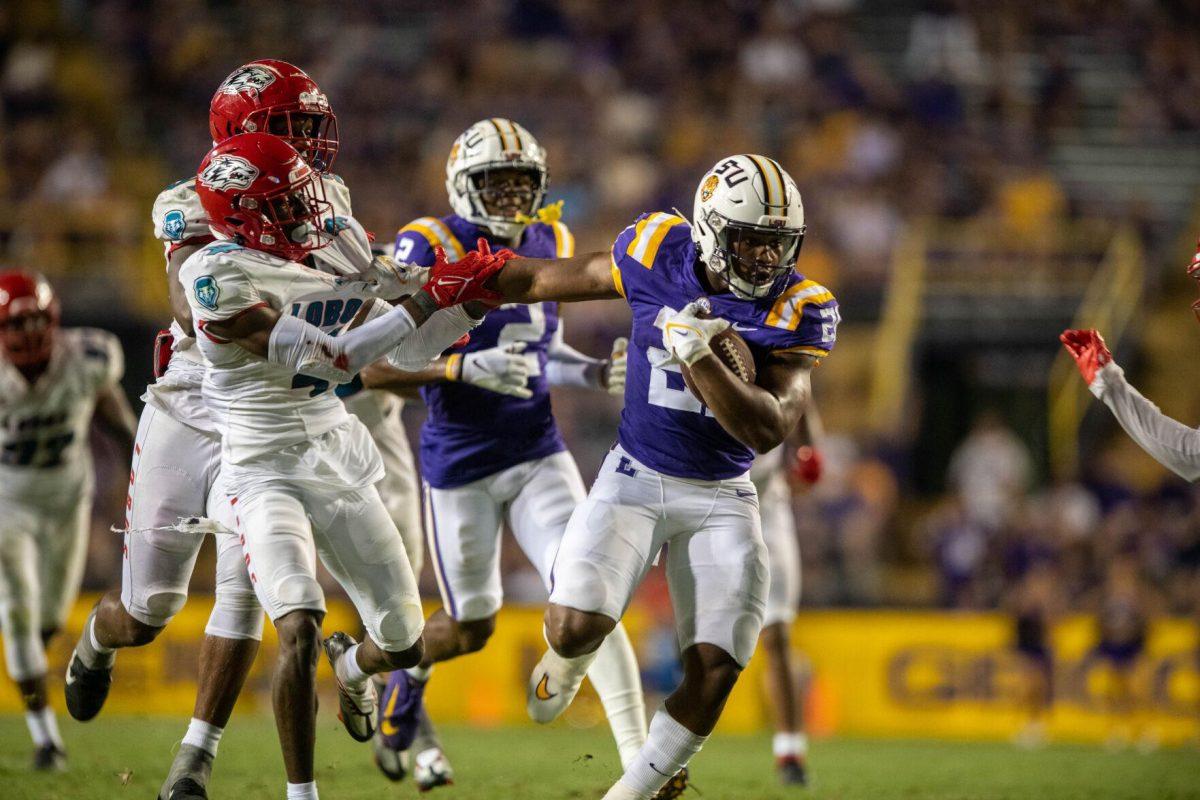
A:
[
  {"xmin": 180, "ymin": 240, "xmax": 379, "ymax": 465},
  {"xmin": 0, "ymin": 328, "xmax": 123, "ymax": 500},
  {"xmin": 147, "ymin": 174, "xmax": 357, "ymax": 430}
]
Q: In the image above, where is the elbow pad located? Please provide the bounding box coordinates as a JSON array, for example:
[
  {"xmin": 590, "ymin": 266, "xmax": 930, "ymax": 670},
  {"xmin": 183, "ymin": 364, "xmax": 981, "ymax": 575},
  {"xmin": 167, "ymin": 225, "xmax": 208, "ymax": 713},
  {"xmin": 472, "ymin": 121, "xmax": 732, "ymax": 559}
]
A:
[
  {"xmin": 388, "ymin": 305, "xmax": 480, "ymax": 372},
  {"xmin": 268, "ymin": 314, "xmax": 352, "ymax": 384}
]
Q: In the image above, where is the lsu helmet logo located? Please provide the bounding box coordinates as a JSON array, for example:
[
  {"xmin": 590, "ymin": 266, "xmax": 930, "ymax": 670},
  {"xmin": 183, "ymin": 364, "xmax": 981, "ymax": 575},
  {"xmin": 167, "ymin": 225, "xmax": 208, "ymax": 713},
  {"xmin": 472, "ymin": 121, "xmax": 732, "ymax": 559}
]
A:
[
  {"xmin": 162, "ymin": 209, "xmax": 186, "ymax": 241},
  {"xmin": 700, "ymin": 174, "xmax": 719, "ymax": 203},
  {"xmin": 199, "ymin": 155, "xmax": 260, "ymax": 192},
  {"xmin": 218, "ymin": 65, "xmax": 277, "ymax": 95},
  {"xmin": 193, "ymin": 275, "xmax": 220, "ymax": 311}
]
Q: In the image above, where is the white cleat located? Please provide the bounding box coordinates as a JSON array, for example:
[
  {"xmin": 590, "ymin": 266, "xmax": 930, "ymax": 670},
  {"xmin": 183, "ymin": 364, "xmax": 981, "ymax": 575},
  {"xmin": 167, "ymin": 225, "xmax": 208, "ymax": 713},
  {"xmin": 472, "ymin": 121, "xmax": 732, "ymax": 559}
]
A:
[
  {"xmin": 526, "ymin": 648, "xmax": 590, "ymax": 724},
  {"xmin": 411, "ymin": 746, "xmax": 454, "ymax": 792}
]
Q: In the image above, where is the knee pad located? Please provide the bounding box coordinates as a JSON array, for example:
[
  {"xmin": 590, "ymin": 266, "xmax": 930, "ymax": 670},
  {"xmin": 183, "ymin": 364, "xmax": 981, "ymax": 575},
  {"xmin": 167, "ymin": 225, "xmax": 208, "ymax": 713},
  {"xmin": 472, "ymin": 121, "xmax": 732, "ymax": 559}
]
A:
[
  {"xmin": 126, "ymin": 588, "xmax": 188, "ymax": 628},
  {"xmin": 206, "ymin": 588, "xmax": 265, "ymax": 641},
  {"xmin": 369, "ymin": 594, "xmax": 425, "ymax": 652}
]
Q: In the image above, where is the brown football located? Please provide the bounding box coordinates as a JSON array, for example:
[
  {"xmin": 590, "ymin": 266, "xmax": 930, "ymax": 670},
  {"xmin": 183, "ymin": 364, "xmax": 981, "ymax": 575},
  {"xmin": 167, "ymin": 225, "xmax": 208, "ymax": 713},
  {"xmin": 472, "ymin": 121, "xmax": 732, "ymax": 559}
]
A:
[{"xmin": 682, "ymin": 327, "xmax": 756, "ymax": 399}]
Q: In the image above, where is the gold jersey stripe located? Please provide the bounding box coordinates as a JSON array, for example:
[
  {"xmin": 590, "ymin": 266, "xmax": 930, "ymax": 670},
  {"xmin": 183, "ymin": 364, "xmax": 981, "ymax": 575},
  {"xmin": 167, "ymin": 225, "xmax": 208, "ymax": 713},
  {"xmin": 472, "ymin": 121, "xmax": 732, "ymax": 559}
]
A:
[
  {"xmin": 766, "ymin": 279, "xmax": 834, "ymax": 330},
  {"xmin": 398, "ymin": 217, "xmax": 466, "ymax": 261},
  {"xmin": 610, "ymin": 255, "xmax": 626, "ymax": 297},
  {"xmin": 551, "ymin": 221, "xmax": 575, "ymax": 258},
  {"xmin": 625, "ymin": 212, "xmax": 685, "ymax": 268}
]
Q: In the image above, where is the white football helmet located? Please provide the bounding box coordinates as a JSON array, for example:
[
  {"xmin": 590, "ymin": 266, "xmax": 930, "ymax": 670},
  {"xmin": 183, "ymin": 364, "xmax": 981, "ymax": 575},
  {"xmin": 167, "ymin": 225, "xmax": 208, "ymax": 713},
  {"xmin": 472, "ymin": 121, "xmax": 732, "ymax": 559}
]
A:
[
  {"xmin": 692, "ymin": 154, "xmax": 805, "ymax": 300},
  {"xmin": 446, "ymin": 118, "xmax": 548, "ymax": 241}
]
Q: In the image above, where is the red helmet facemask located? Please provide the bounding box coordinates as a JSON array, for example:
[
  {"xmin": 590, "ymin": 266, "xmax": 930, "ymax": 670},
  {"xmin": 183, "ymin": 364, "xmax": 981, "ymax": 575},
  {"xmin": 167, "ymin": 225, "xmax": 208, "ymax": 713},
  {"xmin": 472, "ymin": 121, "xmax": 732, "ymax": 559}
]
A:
[
  {"xmin": 0, "ymin": 271, "xmax": 59, "ymax": 370},
  {"xmin": 209, "ymin": 59, "xmax": 339, "ymax": 172},
  {"xmin": 196, "ymin": 133, "xmax": 334, "ymax": 262}
]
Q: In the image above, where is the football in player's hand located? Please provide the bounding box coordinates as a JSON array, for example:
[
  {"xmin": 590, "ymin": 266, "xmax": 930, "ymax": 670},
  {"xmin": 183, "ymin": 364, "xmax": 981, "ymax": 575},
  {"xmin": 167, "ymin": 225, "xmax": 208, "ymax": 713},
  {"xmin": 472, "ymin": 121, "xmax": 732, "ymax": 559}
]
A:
[{"xmin": 681, "ymin": 327, "xmax": 756, "ymax": 399}]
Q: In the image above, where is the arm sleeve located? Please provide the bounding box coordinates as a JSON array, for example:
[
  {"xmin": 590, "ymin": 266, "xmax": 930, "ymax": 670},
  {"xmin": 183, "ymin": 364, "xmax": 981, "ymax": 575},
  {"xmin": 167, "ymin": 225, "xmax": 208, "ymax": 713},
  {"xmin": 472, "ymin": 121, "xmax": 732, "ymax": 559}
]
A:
[
  {"xmin": 268, "ymin": 304, "xmax": 418, "ymax": 383},
  {"xmin": 386, "ymin": 305, "xmax": 480, "ymax": 372},
  {"xmin": 1092, "ymin": 361, "xmax": 1200, "ymax": 482},
  {"xmin": 544, "ymin": 322, "xmax": 604, "ymax": 388}
]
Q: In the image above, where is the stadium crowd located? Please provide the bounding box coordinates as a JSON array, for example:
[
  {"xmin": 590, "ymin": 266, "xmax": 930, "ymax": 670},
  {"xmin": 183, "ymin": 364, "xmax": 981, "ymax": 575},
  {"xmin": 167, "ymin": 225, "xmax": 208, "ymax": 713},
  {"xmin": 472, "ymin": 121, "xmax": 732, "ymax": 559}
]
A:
[{"xmin": 2, "ymin": 0, "xmax": 1200, "ymax": 626}]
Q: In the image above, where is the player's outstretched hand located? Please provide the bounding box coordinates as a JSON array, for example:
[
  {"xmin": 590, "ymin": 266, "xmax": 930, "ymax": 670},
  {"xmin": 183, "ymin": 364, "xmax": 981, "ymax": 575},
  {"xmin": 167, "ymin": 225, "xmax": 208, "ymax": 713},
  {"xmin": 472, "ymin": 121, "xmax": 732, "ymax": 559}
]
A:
[
  {"xmin": 603, "ymin": 337, "xmax": 628, "ymax": 396},
  {"xmin": 366, "ymin": 254, "xmax": 430, "ymax": 299},
  {"xmin": 1188, "ymin": 238, "xmax": 1200, "ymax": 278},
  {"xmin": 1060, "ymin": 328, "xmax": 1113, "ymax": 385},
  {"xmin": 789, "ymin": 445, "xmax": 823, "ymax": 486},
  {"xmin": 658, "ymin": 300, "xmax": 730, "ymax": 366},
  {"xmin": 422, "ymin": 238, "xmax": 517, "ymax": 309},
  {"xmin": 455, "ymin": 342, "xmax": 533, "ymax": 399}
]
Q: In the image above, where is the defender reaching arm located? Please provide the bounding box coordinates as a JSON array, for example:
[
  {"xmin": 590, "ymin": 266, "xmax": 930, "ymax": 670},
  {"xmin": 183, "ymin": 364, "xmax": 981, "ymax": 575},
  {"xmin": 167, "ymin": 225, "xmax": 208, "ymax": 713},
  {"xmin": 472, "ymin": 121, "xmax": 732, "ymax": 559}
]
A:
[{"xmin": 1062, "ymin": 328, "xmax": 1200, "ymax": 481}]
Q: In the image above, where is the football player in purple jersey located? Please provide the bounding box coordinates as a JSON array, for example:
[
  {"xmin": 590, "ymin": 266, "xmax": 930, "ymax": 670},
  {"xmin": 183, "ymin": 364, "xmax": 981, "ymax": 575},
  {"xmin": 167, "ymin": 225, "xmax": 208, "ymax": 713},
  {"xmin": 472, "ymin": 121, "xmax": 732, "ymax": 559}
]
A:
[
  {"xmin": 371, "ymin": 119, "xmax": 645, "ymax": 792},
  {"xmin": 488, "ymin": 154, "xmax": 838, "ymax": 800}
]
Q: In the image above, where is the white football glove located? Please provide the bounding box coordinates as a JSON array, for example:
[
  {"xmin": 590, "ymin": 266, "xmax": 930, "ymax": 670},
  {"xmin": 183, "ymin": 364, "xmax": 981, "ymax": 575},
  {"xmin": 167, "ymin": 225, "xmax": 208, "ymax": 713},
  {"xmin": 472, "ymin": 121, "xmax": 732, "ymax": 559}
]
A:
[
  {"xmin": 457, "ymin": 342, "xmax": 533, "ymax": 399},
  {"xmin": 604, "ymin": 337, "xmax": 628, "ymax": 396},
  {"xmin": 365, "ymin": 255, "xmax": 430, "ymax": 299},
  {"xmin": 657, "ymin": 301, "xmax": 729, "ymax": 367}
]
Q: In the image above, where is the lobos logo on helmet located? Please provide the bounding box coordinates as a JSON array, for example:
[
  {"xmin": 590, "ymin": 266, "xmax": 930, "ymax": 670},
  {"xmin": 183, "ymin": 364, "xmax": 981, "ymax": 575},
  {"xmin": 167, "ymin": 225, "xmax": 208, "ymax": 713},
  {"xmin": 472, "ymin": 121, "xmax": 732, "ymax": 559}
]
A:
[
  {"xmin": 199, "ymin": 155, "xmax": 260, "ymax": 191},
  {"xmin": 218, "ymin": 65, "xmax": 277, "ymax": 95}
]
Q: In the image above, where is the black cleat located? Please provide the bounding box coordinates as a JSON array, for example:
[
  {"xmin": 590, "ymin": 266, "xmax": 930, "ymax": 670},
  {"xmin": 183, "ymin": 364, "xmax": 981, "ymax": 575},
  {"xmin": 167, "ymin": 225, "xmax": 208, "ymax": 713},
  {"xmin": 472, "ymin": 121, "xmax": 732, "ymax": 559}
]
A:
[
  {"xmin": 64, "ymin": 650, "xmax": 112, "ymax": 721},
  {"xmin": 32, "ymin": 743, "xmax": 67, "ymax": 772},
  {"xmin": 323, "ymin": 632, "xmax": 376, "ymax": 742},
  {"xmin": 652, "ymin": 767, "xmax": 689, "ymax": 799},
  {"xmin": 161, "ymin": 777, "xmax": 208, "ymax": 800},
  {"xmin": 778, "ymin": 756, "xmax": 808, "ymax": 786}
]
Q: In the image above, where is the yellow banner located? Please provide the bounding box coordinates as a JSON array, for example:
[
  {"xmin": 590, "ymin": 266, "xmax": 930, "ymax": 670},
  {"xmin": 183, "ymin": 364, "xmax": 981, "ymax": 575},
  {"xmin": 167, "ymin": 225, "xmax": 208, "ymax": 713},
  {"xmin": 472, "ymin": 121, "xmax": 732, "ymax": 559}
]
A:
[{"xmin": 8, "ymin": 598, "xmax": 1198, "ymax": 745}]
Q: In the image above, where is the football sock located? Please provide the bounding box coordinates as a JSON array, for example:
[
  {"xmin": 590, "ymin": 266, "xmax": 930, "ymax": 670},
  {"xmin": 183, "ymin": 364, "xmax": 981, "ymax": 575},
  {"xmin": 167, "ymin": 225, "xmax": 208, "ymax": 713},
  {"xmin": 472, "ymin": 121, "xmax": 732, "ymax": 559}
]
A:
[
  {"xmin": 405, "ymin": 664, "xmax": 432, "ymax": 683},
  {"xmin": 773, "ymin": 731, "xmax": 807, "ymax": 759},
  {"xmin": 25, "ymin": 707, "xmax": 63, "ymax": 749},
  {"xmin": 77, "ymin": 613, "xmax": 115, "ymax": 669},
  {"xmin": 340, "ymin": 644, "xmax": 368, "ymax": 686},
  {"xmin": 182, "ymin": 717, "xmax": 223, "ymax": 758},
  {"xmin": 286, "ymin": 780, "xmax": 318, "ymax": 800},
  {"xmin": 587, "ymin": 624, "xmax": 648, "ymax": 770},
  {"xmin": 616, "ymin": 710, "xmax": 706, "ymax": 798}
]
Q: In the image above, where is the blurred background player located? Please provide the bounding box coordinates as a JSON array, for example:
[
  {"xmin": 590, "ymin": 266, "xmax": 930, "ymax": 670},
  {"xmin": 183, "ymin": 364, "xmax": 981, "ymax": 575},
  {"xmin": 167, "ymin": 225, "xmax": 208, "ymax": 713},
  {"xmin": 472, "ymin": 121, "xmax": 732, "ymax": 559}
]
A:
[
  {"xmin": 488, "ymin": 153, "xmax": 837, "ymax": 800},
  {"xmin": 0, "ymin": 270, "xmax": 135, "ymax": 770},
  {"xmin": 750, "ymin": 411, "xmax": 824, "ymax": 787},
  {"xmin": 372, "ymin": 118, "xmax": 643, "ymax": 791},
  {"xmin": 1009, "ymin": 559, "xmax": 1061, "ymax": 748},
  {"xmin": 63, "ymin": 60, "xmax": 356, "ymax": 800}
]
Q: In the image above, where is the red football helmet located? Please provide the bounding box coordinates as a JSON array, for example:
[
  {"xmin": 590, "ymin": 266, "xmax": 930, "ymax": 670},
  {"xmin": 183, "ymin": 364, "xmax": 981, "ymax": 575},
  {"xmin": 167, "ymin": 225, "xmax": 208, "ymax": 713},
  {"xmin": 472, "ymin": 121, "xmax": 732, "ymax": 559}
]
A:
[
  {"xmin": 0, "ymin": 270, "xmax": 59, "ymax": 369},
  {"xmin": 195, "ymin": 133, "xmax": 333, "ymax": 262},
  {"xmin": 209, "ymin": 59, "xmax": 339, "ymax": 172}
]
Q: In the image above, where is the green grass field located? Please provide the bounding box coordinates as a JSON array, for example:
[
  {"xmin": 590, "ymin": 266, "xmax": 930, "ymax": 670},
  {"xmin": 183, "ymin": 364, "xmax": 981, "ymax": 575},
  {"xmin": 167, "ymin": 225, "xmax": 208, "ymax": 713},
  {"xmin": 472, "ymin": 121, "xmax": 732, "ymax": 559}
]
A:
[{"xmin": 1, "ymin": 715, "xmax": 1197, "ymax": 800}]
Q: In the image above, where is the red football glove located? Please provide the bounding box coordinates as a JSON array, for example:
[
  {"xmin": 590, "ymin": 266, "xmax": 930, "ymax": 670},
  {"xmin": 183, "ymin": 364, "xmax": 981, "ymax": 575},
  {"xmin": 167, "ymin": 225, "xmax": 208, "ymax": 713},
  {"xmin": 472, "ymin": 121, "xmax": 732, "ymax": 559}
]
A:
[
  {"xmin": 790, "ymin": 446, "xmax": 824, "ymax": 485},
  {"xmin": 450, "ymin": 333, "xmax": 471, "ymax": 349},
  {"xmin": 421, "ymin": 238, "xmax": 516, "ymax": 309},
  {"xmin": 153, "ymin": 329, "xmax": 174, "ymax": 380},
  {"xmin": 1059, "ymin": 329, "xmax": 1112, "ymax": 385},
  {"xmin": 1187, "ymin": 238, "xmax": 1200, "ymax": 280}
]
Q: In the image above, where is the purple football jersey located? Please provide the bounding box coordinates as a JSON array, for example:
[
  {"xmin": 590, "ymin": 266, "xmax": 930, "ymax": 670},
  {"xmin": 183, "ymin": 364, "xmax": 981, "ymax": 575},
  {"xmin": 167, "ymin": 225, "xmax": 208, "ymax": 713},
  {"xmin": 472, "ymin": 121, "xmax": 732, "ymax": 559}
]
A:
[
  {"xmin": 611, "ymin": 211, "xmax": 839, "ymax": 480},
  {"xmin": 395, "ymin": 213, "xmax": 574, "ymax": 488}
]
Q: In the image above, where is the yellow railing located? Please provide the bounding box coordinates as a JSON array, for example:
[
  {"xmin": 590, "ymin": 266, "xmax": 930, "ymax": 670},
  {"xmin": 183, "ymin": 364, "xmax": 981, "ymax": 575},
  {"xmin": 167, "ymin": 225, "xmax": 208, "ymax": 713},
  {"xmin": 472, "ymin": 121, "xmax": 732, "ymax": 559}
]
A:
[
  {"xmin": 868, "ymin": 221, "xmax": 928, "ymax": 434},
  {"xmin": 1047, "ymin": 226, "xmax": 1145, "ymax": 478}
]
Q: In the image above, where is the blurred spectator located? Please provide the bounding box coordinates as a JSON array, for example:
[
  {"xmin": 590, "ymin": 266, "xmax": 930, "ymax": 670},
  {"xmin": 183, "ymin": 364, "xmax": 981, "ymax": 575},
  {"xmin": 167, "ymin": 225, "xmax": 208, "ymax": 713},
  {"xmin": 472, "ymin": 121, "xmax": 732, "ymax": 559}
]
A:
[{"xmin": 947, "ymin": 412, "xmax": 1033, "ymax": 531}]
